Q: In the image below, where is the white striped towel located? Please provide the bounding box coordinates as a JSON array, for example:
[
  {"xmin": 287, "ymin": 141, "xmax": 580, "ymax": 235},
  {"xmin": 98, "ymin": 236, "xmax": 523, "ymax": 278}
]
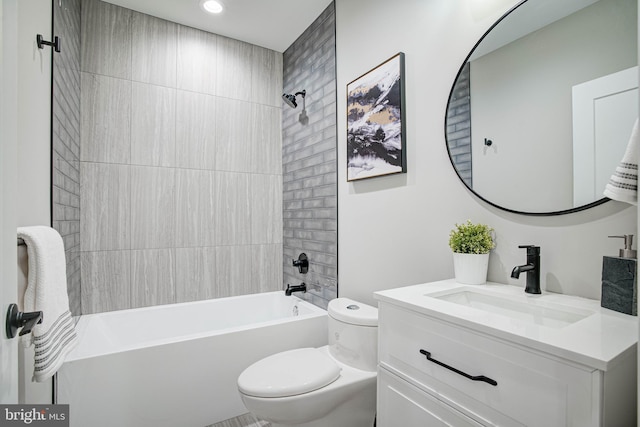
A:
[
  {"xmin": 18, "ymin": 226, "xmax": 78, "ymax": 382},
  {"xmin": 604, "ymin": 118, "xmax": 639, "ymax": 205}
]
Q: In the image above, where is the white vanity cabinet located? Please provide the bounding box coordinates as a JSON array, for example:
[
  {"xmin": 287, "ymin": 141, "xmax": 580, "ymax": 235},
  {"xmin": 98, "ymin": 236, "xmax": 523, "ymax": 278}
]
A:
[{"xmin": 375, "ymin": 280, "xmax": 638, "ymax": 427}]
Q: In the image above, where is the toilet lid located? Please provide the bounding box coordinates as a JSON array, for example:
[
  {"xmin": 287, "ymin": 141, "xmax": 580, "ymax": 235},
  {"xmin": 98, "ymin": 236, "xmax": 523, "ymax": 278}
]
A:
[{"xmin": 238, "ymin": 348, "xmax": 341, "ymax": 398}]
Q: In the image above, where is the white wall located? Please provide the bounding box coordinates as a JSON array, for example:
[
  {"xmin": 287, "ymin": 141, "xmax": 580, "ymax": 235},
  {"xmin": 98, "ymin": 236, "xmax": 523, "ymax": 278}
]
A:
[
  {"xmin": 1, "ymin": 0, "xmax": 20, "ymax": 404},
  {"xmin": 17, "ymin": 0, "xmax": 50, "ymax": 227},
  {"xmin": 0, "ymin": 0, "xmax": 44, "ymax": 406},
  {"xmin": 336, "ymin": 0, "xmax": 637, "ymax": 306},
  {"xmin": 15, "ymin": 0, "xmax": 52, "ymax": 404}
]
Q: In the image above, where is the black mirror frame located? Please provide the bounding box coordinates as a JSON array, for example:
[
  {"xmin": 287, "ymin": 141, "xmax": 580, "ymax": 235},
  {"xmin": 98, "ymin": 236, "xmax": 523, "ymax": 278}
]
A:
[{"xmin": 444, "ymin": 0, "xmax": 610, "ymax": 216}]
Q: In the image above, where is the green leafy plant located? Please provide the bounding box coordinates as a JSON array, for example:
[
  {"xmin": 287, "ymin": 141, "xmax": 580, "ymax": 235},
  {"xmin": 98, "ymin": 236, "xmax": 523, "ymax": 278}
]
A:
[{"xmin": 449, "ymin": 220, "xmax": 495, "ymax": 254}]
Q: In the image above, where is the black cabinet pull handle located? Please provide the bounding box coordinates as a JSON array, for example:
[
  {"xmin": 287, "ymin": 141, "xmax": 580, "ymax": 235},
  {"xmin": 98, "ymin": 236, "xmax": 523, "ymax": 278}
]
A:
[{"xmin": 419, "ymin": 349, "xmax": 497, "ymax": 386}]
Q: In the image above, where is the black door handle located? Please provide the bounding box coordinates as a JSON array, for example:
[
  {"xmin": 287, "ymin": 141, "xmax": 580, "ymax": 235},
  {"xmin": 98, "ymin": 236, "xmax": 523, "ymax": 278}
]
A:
[
  {"xmin": 5, "ymin": 303, "xmax": 43, "ymax": 339},
  {"xmin": 420, "ymin": 349, "xmax": 497, "ymax": 386}
]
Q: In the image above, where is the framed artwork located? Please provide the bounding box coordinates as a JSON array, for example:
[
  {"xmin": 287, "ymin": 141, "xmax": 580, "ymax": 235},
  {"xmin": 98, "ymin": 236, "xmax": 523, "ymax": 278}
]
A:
[{"xmin": 347, "ymin": 52, "xmax": 406, "ymax": 181}]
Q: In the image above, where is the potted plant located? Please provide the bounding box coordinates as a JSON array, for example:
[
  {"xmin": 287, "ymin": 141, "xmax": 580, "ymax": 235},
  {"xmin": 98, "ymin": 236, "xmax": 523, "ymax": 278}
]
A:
[{"xmin": 449, "ymin": 220, "xmax": 495, "ymax": 285}]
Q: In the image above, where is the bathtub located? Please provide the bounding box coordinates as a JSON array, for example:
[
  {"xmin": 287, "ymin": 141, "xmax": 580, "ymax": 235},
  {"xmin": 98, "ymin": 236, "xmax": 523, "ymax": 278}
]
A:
[{"xmin": 57, "ymin": 291, "xmax": 328, "ymax": 427}]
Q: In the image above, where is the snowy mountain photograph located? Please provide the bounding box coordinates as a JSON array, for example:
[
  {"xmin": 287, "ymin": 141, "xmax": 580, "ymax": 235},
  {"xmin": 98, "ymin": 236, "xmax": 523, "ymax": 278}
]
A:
[{"xmin": 347, "ymin": 53, "xmax": 406, "ymax": 181}]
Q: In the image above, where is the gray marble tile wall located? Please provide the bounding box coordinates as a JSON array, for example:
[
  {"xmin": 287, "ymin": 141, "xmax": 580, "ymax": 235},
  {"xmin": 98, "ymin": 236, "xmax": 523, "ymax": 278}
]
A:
[
  {"xmin": 446, "ymin": 62, "xmax": 472, "ymax": 187},
  {"xmin": 53, "ymin": 0, "xmax": 82, "ymax": 315},
  {"xmin": 282, "ymin": 3, "xmax": 337, "ymax": 309},
  {"xmin": 79, "ymin": 0, "xmax": 283, "ymax": 314}
]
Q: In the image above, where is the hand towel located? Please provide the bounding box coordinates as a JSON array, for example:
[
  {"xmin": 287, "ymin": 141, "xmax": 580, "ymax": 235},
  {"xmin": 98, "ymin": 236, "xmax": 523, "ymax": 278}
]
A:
[
  {"xmin": 17, "ymin": 226, "xmax": 78, "ymax": 382},
  {"xmin": 603, "ymin": 118, "xmax": 639, "ymax": 205}
]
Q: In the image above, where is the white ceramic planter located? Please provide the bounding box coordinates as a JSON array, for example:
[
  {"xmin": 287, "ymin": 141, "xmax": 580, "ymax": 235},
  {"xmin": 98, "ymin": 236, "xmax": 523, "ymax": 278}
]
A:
[{"xmin": 453, "ymin": 252, "xmax": 489, "ymax": 285}]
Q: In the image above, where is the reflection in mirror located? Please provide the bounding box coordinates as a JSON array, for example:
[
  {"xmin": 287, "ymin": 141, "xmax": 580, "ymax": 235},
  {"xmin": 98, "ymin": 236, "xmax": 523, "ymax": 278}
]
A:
[{"xmin": 446, "ymin": 0, "xmax": 638, "ymax": 215}]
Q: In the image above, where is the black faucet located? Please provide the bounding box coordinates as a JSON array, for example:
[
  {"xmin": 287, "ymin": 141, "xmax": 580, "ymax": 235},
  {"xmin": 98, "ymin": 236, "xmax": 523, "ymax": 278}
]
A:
[
  {"xmin": 511, "ymin": 245, "xmax": 541, "ymax": 294},
  {"xmin": 285, "ymin": 283, "xmax": 307, "ymax": 296}
]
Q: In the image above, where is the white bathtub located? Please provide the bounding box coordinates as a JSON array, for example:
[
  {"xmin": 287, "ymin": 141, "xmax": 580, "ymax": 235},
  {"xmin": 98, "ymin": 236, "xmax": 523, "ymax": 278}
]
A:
[{"xmin": 58, "ymin": 291, "xmax": 328, "ymax": 427}]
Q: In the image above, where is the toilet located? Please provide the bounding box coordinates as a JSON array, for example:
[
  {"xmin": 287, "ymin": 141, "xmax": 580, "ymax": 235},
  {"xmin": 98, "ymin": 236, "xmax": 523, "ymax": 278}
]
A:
[{"xmin": 237, "ymin": 297, "xmax": 378, "ymax": 427}]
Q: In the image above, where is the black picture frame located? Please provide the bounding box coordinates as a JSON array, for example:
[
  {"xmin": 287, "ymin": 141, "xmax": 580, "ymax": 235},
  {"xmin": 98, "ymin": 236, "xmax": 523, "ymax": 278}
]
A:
[{"xmin": 346, "ymin": 52, "xmax": 406, "ymax": 181}]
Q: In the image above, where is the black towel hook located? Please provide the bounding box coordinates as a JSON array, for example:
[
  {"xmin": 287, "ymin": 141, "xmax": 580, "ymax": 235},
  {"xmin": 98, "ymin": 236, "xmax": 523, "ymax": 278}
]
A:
[{"xmin": 36, "ymin": 34, "xmax": 61, "ymax": 53}]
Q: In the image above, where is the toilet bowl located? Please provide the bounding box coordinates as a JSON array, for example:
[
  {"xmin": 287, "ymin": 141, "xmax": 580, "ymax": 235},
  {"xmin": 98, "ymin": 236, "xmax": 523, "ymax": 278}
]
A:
[{"xmin": 237, "ymin": 298, "xmax": 378, "ymax": 427}]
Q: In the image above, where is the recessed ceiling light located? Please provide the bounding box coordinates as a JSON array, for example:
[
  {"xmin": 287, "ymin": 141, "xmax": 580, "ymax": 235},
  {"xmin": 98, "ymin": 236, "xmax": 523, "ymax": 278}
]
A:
[{"xmin": 200, "ymin": 0, "xmax": 223, "ymax": 14}]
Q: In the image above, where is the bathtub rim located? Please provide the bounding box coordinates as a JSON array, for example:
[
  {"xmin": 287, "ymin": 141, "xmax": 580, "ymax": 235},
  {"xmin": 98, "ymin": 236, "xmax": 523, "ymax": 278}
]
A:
[{"xmin": 66, "ymin": 291, "xmax": 327, "ymax": 363}]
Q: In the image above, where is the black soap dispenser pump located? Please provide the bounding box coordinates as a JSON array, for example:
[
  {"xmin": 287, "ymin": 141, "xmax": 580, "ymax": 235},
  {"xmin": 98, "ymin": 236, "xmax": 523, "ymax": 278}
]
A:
[{"xmin": 601, "ymin": 234, "xmax": 637, "ymax": 316}]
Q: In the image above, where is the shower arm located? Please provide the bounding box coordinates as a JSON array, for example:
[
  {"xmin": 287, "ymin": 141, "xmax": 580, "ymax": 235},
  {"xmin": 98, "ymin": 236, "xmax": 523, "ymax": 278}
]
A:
[
  {"xmin": 298, "ymin": 91, "xmax": 306, "ymax": 110},
  {"xmin": 282, "ymin": 89, "xmax": 306, "ymax": 109}
]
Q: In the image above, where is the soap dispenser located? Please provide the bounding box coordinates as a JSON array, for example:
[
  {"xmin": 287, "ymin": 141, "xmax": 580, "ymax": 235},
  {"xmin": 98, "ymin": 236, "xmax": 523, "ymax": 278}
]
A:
[{"xmin": 601, "ymin": 235, "xmax": 637, "ymax": 316}]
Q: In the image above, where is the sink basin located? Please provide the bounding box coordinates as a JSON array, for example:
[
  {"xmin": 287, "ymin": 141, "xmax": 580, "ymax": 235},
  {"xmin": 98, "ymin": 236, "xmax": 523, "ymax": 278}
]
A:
[{"xmin": 427, "ymin": 288, "xmax": 594, "ymax": 328}]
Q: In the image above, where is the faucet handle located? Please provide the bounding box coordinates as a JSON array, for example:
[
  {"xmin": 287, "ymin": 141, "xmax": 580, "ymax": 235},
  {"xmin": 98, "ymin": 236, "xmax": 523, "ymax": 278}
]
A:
[
  {"xmin": 292, "ymin": 253, "xmax": 309, "ymax": 274},
  {"xmin": 518, "ymin": 245, "xmax": 540, "ymax": 254}
]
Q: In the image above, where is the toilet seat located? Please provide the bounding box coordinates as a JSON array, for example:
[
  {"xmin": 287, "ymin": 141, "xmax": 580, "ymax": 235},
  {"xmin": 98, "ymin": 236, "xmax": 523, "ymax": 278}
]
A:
[{"xmin": 238, "ymin": 348, "xmax": 341, "ymax": 398}]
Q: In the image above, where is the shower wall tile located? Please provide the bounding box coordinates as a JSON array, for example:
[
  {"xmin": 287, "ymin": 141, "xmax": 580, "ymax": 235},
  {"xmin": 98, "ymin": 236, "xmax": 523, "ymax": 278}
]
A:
[
  {"xmin": 131, "ymin": 166, "xmax": 176, "ymax": 249},
  {"xmin": 215, "ymin": 98, "xmax": 252, "ymax": 172},
  {"xmin": 282, "ymin": 3, "xmax": 337, "ymax": 308},
  {"xmin": 215, "ymin": 245, "xmax": 253, "ymax": 297},
  {"xmin": 175, "ymin": 247, "xmax": 217, "ymax": 303},
  {"xmin": 80, "ymin": 162, "xmax": 130, "ymax": 251},
  {"xmin": 251, "ymin": 46, "xmax": 283, "ymax": 107},
  {"xmin": 176, "ymin": 90, "xmax": 217, "ymax": 170},
  {"xmin": 55, "ymin": 0, "xmax": 81, "ymax": 72},
  {"xmin": 251, "ymin": 174, "xmax": 282, "ymax": 244},
  {"xmin": 78, "ymin": 3, "xmax": 284, "ymax": 314},
  {"xmin": 80, "ymin": 73, "xmax": 131, "ymax": 163},
  {"xmin": 81, "ymin": 251, "xmax": 131, "ymax": 313},
  {"xmin": 131, "ymin": 249, "xmax": 175, "ymax": 308},
  {"xmin": 131, "ymin": 83, "xmax": 176, "ymax": 167},
  {"xmin": 252, "ymin": 244, "xmax": 283, "ymax": 293},
  {"xmin": 215, "ymin": 172, "xmax": 251, "ymax": 246},
  {"xmin": 53, "ymin": 0, "xmax": 82, "ymax": 315},
  {"xmin": 81, "ymin": 0, "xmax": 131, "ymax": 79},
  {"xmin": 176, "ymin": 169, "xmax": 216, "ymax": 247},
  {"xmin": 67, "ymin": 264, "xmax": 82, "ymax": 315},
  {"xmin": 250, "ymin": 104, "xmax": 282, "ymax": 174},
  {"xmin": 177, "ymin": 26, "xmax": 217, "ymax": 95},
  {"xmin": 216, "ymin": 36, "xmax": 253, "ymax": 102},
  {"xmin": 131, "ymin": 12, "xmax": 177, "ymax": 87}
]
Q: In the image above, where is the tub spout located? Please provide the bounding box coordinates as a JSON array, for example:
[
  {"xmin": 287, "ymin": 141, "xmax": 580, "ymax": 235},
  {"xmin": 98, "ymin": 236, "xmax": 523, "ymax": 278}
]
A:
[{"xmin": 285, "ymin": 283, "xmax": 306, "ymax": 296}]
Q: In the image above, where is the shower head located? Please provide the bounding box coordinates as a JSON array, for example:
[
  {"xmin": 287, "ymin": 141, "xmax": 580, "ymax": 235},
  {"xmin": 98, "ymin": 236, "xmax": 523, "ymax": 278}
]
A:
[
  {"xmin": 282, "ymin": 90, "xmax": 306, "ymax": 109},
  {"xmin": 282, "ymin": 93, "xmax": 298, "ymax": 108}
]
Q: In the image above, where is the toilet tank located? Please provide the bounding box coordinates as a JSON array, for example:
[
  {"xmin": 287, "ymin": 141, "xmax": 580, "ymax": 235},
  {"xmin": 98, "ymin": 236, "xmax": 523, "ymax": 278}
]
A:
[{"xmin": 327, "ymin": 298, "xmax": 378, "ymax": 372}]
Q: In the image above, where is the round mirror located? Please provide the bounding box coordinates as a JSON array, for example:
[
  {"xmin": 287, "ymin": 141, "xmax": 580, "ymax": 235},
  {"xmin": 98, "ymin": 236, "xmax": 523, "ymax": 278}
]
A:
[{"xmin": 445, "ymin": 0, "xmax": 638, "ymax": 215}]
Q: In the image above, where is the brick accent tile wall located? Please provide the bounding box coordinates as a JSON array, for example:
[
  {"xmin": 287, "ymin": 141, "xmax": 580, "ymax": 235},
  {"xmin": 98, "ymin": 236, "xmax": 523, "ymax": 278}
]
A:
[
  {"xmin": 282, "ymin": 3, "xmax": 337, "ymax": 309},
  {"xmin": 446, "ymin": 62, "xmax": 472, "ymax": 187},
  {"xmin": 52, "ymin": 0, "xmax": 82, "ymax": 315}
]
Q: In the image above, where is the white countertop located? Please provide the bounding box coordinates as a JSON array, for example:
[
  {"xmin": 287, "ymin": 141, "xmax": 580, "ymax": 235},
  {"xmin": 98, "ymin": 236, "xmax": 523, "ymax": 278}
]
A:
[{"xmin": 374, "ymin": 279, "xmax": 638, "ymax": 371}]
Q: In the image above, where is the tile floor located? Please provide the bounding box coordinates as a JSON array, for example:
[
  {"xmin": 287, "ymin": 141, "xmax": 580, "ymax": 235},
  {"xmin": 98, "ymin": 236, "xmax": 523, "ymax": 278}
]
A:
[{"xmin": 207, "ymin": 412, "xmax": 271, "ymax": 427}]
